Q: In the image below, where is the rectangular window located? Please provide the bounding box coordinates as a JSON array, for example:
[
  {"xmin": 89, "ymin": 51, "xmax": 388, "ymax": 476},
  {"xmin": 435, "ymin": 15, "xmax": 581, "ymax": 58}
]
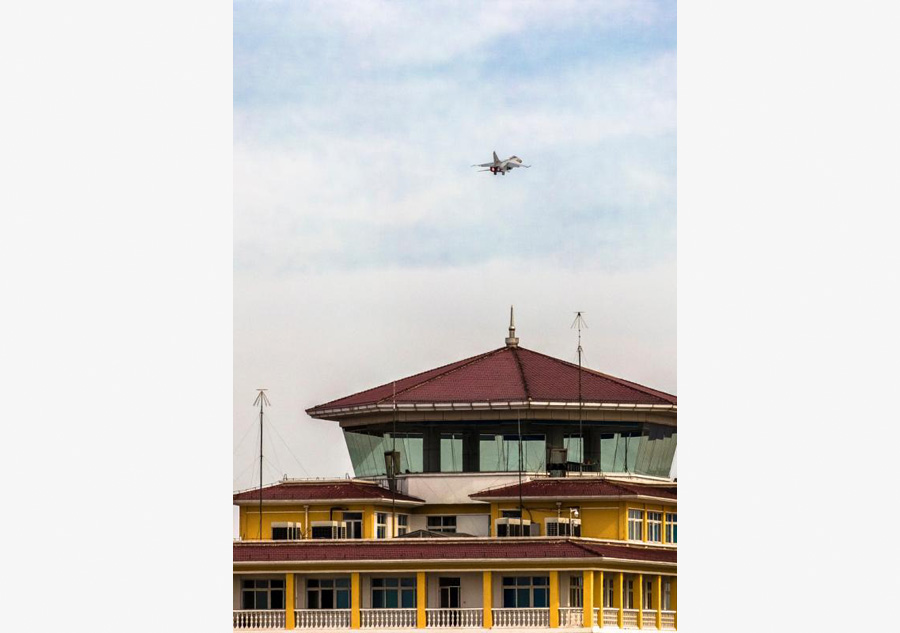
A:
[
  {"xmin": 628, "ymin": 509, "xmax": 644, "ymax": 541},
  {"xmin": 569, "ymin": 576, "xmax": 583, "ymax": 608},
  {"xmin": 625, "ymin": 579, "xmax": 635, "ymax": 610},
  {"xmin": 397, "ymin": 514, "xmax": 409, "ymax": 536},
  {"xmin": 479, "ymin": 434, "xmax": 547, "ymax": 472},
  {"xmin": 371, "ymin": 577, "xmax": 416, "ymax": 609},
  {"xmin": 241, "ymin": 578, "xmax": 285, "ymax": 610},
  {"xmin": 643, "ymin": 579, "xmax": 653, "ymax": 609},
  {"xmin": 271, "ymin": 522, "xmax": 301, "ymax": 540},
  {"xmin": 306, "ymin": 578, "xmax": 350, "ymax": 610},
  {"xmin": 427, "ymin": 516, "xmax": 457, "ymax": 533},
  {"xmin": 501, "ymin": 576, "xmax": 549, "ymax": 608},
  {"xmin": 376, "ymin": 513, "xmax": 387, "ymax": 539},
  {"xmin": 343, "ymin": 512, "xmax": 363, "ymax": 539},
  {"xmin": 604, "ymin": 577, "xmax": 614, "ymax": 608},
  {"xmin": 647, "ymin": 512, "xmax": 662, "ymax": 543},
  {"xmin": 665, "ymin": 513, "xmax": 677, "ymax": 544},
  {"xmin": 440, "ymin": 433, "xmax": 463, "ymax": 472},
  {"xmin": 501, "ymin": 509, "xmax": 522, "ymax": 518},
  {"xmin": 662, "ymin": 579, "xmax": 672, "ymax": 610}
]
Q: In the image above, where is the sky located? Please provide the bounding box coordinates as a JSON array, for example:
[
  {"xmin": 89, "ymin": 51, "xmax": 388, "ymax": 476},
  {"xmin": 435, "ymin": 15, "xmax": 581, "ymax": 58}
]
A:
[{"xmin": 233, "ymin": 0, "xmax": 676, "ymax": 491}]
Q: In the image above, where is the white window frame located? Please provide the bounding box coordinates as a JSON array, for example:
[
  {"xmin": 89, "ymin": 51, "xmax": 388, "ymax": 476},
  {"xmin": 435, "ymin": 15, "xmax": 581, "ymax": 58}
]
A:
[
  {"xmin": 665, "ymin": 512, "xmax": 677, "ymax": 544},
  {"xmin": 662, "ymin": 578, "xmax": 672, "ymax": 610},
  {"xmin": 396, "ymin": 514, "xmax": 409, "ymax": 536},
  {"xmin": 647, "ymin": 512, "xmax": 663, "ymax": 543},
  {"xmin": 376, "ymin": 513, "xmax": 388, "ymax": 539},
  {"xmin": 604, "ymin": 577, "xmax": 614, "ymax": 608},
  {"xmin": 628, "ymin": 509, "xmax": 644, "ymax": 541}
]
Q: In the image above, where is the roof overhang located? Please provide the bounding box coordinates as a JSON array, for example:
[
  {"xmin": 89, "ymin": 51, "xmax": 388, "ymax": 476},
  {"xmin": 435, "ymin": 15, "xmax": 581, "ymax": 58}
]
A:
[
  {"xmin": 308, "ymin": 401, "xmax": 676, "ymax": 422},
  {"xmin": 233, "ymin": 498, "xmax": 425, "ymax": 507}
]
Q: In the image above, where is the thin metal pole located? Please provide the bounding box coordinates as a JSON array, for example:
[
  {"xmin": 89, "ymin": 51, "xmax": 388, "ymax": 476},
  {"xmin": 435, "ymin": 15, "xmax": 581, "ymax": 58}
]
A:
[
  {"xmin": 517, "ymin": 409, "xmax": 524, "ymax": 526},
  {"xmin": 259, "ymin": 396, "xmax": 263, "ymax": 539},
  {"xmin": 253, "ymin": 389, "xmax": 269, "ymax": 540}
]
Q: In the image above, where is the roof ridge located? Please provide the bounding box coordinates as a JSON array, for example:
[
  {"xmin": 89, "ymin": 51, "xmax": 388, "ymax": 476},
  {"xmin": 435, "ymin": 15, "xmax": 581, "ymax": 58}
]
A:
[
  {"xmin": 373, "ymin": 347, "xmax": 509, "ymax": 404},
  {"xmin": 509, "ymin": 347, "xmax": 532, "ymax": 401},
  {"xmin": 516, "ymin": 347, "xmax": 676, "ymax": 403}
]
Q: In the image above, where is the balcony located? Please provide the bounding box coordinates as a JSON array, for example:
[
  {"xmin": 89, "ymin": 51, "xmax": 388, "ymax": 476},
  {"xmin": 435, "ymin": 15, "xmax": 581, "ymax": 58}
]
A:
[
  {"xmin": 359, "ymin": 608, "xmax": 417, "ymax": 628},
  {"xmin": 425, "ymin": 608, "xmax": 483, "ymax": 628},
  {"xmin": 491, "ymin": 608, "xmax": 550, "ymax": 627},
  {"xmin": 294, "ymin": 609, "xmax": 350, "ymax": 629},
  {"xmin": 233, "ymin": 610, "xmax": 285, "ymax": 630},
  {"xmin": 558, "ymin": 607, "xmax": 583, "ymax": 627}
]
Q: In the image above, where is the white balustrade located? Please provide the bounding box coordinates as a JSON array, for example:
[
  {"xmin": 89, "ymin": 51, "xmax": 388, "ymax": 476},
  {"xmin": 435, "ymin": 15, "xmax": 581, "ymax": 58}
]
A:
[
  {"xmin": 233, "ymin": 610, "xmax": 286, "ymax": 630},
  {"xmin": 660, "ymin": 610, "xmax": 676, "ymax": 630},
  {"xmin": 425, "ymin": 608, "xmax": 483, "ymax": 628},
  {"xmin": 592, "ymin": 607, "xmax": 600, "ymax": 627},
  {"xmin": 602, "ymin": 608, "xmax": 619, "ymax": 627},
  {"xmin": 360, "ymin": 608, "xmax": 417, "ymax": 628},
  {"xmin": 294, "ymin": 609, "xmax": 351, "ymax": 629},
  {"xmin": 623, "ymin": 608, "xmax": 639, "ymax": 628},
  {"xmin": 491, "ymin": 608, "xmax": 550, "ymax": 628},
  {"xmin": 558, "ymin": 607, "xmax": 583, "ymax": 627},
  {"xmin": 643, "ymin": 610, "xmax": 657, "ymax": 628}
]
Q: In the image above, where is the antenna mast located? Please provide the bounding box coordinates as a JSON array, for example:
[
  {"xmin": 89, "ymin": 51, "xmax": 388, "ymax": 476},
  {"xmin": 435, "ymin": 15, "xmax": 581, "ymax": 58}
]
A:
[
  {"xmin": 253, "ymin": 389, "xmax": 270, "ymax": 539},
  {"xmin": 571, "ymin": 313, "xmax": 587, "ymax": 473}
]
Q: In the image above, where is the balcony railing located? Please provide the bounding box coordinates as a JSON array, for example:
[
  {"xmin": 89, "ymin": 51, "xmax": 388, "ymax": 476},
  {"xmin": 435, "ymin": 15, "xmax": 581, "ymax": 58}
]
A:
[
  {"xmin": 295, "ymin": 609, "xmax": 351, "ymax": 628},
  {"xmin": 360, "ymin": 608, "xmax": 417, "ymax": 628},
  {"xmin": 425, "ymin": 608, "xmax": 483, "ymax": 628},
  {"xmin": 661, "ymin": 610, "xmax": 676, "ymax": 630},
  {"xmin": 643, "ymin": 610, "xmax": 657, "ymax": 628},
  {"xmin": 559, "ymin": 607, "xmax": 583, "ymax": 627},
  {"xmin": 602, "ymin": 607, "xmax": 619, "ymax": 627},
  {"xmin": 623, "ymin": 609, "xmax": 639, "ymax": 628},
  {"xmin": 233, "ymin": 610, "xmax": 285, "ymax": 629},
  {"xmin": 492, "ymin": 608, "xmax": 550, "ymax": 628}
]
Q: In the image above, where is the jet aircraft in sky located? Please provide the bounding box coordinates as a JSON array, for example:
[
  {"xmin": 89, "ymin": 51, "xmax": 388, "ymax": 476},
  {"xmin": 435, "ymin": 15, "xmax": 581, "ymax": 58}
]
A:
[{"xmin": 472, "ymin": 152, "xmax": 531, "ymax": 175}]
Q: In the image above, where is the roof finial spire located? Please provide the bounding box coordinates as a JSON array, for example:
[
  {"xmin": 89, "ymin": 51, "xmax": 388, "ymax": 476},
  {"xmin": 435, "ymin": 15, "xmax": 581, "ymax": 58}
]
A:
[{"xmin": 505, "ymin": 305, "xmax": 519, "ymax": 347}]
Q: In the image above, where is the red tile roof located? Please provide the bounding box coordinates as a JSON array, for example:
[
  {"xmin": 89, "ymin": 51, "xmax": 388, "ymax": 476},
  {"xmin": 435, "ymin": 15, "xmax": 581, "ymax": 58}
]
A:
[
  {"xmin": 307, "ymin": 346, "xmax": 676, "ymax": 415},
  {"xmin": 470, "ymin": 478, "xmax": 677, "ymax": 501},
  {"xmin": 233, "ymin": 539, "xmax": 676, "ymax": 564},
  {"xmin": 233, "ymin": 480, "xmax": 425, "ymax": 504}
]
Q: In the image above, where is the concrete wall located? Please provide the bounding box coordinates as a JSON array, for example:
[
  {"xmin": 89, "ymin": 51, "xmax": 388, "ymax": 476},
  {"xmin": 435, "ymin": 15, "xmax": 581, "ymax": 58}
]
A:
[{"xmin": 405, "ymin": 473, "xmax": 525, "ymax": 505}]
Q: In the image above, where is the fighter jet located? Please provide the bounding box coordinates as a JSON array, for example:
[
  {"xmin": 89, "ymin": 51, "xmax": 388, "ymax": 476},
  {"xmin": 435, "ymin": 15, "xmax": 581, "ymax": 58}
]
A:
[{"xmin": 472, "ymin": 151, "xmax": 531, "ymax": 175}]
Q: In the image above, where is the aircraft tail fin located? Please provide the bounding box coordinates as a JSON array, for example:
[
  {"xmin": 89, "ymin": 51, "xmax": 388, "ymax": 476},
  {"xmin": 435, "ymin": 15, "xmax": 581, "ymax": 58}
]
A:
[{"xmin": 493, "ymin": 151, "xmax": 500, "ymax": 164}]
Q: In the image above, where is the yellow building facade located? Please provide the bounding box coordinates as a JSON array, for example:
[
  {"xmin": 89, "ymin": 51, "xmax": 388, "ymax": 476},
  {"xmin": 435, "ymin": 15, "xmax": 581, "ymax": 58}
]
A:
[{"xmin": 234, "ymin": 325, "xmax": 676, "ymax": 630}]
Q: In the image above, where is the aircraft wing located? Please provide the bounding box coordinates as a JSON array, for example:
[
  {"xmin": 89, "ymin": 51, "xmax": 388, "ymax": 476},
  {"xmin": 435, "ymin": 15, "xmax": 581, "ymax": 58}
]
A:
[{"xmin": 472, "ymin": 163, "xmax": 494, "ymax": 167}]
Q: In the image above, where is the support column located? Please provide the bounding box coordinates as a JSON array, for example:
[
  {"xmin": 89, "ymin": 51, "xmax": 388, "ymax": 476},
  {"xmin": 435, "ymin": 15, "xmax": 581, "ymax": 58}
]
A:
[
  {"xmin": 363, "ymin": 507, "xmax": 374, "ymax": 539},
  {"xmin": 593, "ymin": 571, "xmax": 604, "ymax": 626},
  {"xmin": 423, "ymin": 427, "xmax": 440, "ymax": 473},
  {"xmin": 616, "ymin": 572, "xmax": 623, "ymax": 629},
  {"xmin": 672, "ymin": 578, "xmax": 677, "ymax": 629},
  {"xmin": 635, "ymin": 574, "xmax": 643, "ymax": 629},
  {"xmin": 463, "ymin": 430, "xmax": 480, "ymax": 472},
  {"xmin": 654, "ymin": 575, "xmax": 662, "ymax": 630},
  {"xmin": 417, "ymin": 572, "xmax": 426, "ymax": 629},
  {"xmin": 351, "ymin": 572, "xmax": 361, "ymax": 629},
  {"xmin": 482, "ymin": 571, "xmax": 493, "ymax": 629},
  {"xmin": 582, "ymin": 570, "xmax": 594, "ymax": 630},
  {"xmin": 549, "ymin": 571, "xmax": 560, "ymax": 628},
  {"xmin": 285, "ymin": 573, "xmax": 295, "ymax": 629}
]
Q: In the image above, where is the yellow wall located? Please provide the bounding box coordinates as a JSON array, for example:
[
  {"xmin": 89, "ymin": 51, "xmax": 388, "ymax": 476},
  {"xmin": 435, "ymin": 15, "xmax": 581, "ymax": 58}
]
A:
[
  {"xmin": 239, "ymin": 503, "xmax": 412, "ymax": 540},
  {"xmin": 490, "ymin": 500, "xmax": 673, "ymax": 541}
]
